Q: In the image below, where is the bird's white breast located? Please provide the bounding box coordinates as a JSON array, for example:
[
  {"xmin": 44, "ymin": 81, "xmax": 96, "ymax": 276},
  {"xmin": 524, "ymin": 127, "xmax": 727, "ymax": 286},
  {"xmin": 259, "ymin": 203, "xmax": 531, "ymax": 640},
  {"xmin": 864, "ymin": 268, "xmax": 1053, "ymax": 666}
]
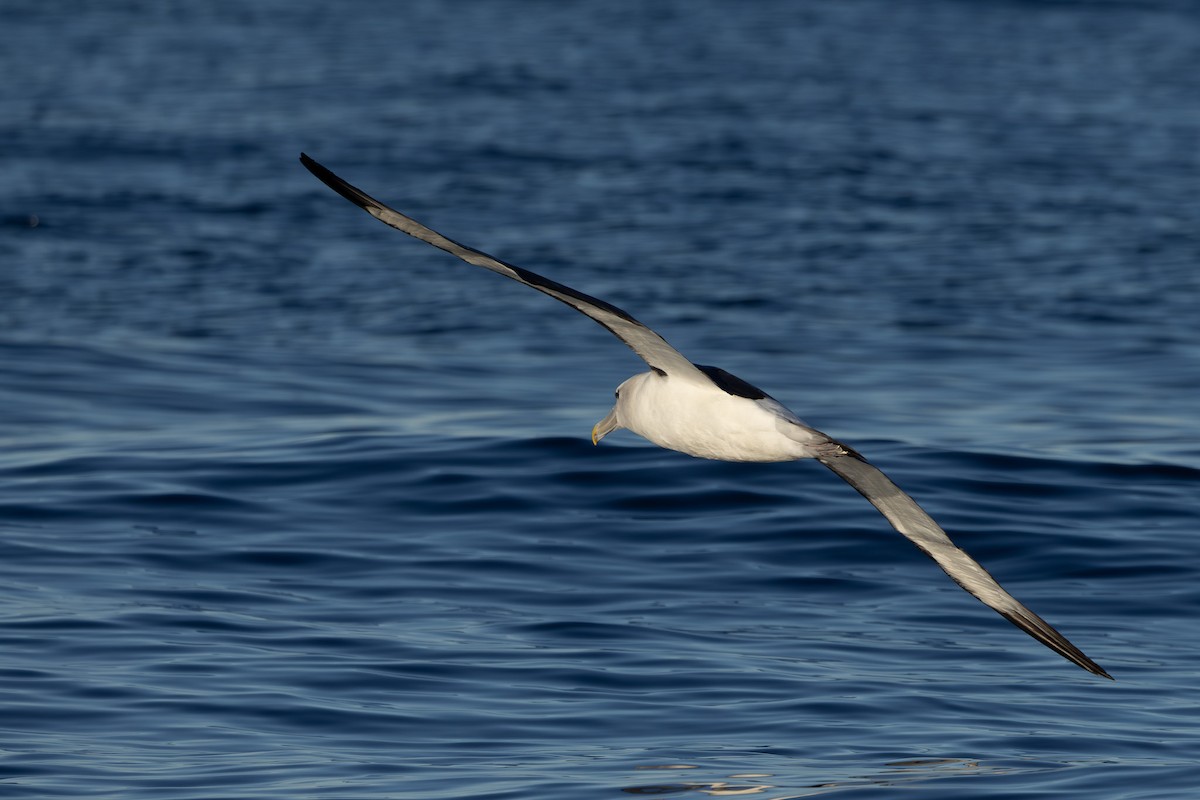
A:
[{"xmin": 615, "ymin": 371, "xmax": 829, "ymax": 462}]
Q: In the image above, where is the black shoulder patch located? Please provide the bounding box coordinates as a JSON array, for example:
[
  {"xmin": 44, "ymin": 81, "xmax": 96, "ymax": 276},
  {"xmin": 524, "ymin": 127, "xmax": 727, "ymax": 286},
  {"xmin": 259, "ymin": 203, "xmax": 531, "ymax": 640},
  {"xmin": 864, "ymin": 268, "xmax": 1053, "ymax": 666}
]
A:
[{"xmin": 694, "ymin": 364, "xmax": 770, "ymax": 400}]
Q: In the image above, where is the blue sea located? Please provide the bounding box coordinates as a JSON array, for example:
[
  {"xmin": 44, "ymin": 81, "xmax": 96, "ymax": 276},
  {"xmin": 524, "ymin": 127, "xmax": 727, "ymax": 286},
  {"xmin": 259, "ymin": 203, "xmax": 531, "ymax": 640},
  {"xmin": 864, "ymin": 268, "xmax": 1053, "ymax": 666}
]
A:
[{"xmin": 4, "ymin": 1, "xmax": 1199, "ymax": 797}]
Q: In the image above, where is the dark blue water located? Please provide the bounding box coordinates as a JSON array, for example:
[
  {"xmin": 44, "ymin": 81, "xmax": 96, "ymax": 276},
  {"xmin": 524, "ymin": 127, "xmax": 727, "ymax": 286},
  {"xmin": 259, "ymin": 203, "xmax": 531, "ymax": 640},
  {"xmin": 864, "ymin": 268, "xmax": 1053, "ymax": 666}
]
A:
[{"xmin": 4, "ymin": 1, "xmax": 1200, "ymax": 797}]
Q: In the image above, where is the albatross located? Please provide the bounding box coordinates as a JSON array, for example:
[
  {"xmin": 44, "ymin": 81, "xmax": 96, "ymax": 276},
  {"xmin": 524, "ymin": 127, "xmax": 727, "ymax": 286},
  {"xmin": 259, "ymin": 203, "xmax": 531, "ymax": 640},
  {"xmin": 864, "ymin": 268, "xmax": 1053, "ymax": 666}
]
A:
[{"xmin": 300, "ymin": 153, "xmax": 1110, "ymax": 679}]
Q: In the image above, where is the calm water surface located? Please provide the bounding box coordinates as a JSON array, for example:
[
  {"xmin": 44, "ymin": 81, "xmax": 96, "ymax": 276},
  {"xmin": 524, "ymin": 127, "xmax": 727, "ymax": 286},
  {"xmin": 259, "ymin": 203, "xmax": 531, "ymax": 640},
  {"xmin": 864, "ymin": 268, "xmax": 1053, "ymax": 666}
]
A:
[{"xmin": 3, "ymin": 1, "xmax": 1199, "ymax": 798}]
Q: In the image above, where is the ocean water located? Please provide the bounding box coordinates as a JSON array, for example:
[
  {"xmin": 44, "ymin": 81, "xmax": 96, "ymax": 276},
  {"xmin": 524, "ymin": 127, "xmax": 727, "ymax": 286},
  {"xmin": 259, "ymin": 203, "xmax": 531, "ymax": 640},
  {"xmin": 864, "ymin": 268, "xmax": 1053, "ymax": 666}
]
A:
[{"xmin": 3, "ymin": 0, "xmax": 1199, "ymax": 797}]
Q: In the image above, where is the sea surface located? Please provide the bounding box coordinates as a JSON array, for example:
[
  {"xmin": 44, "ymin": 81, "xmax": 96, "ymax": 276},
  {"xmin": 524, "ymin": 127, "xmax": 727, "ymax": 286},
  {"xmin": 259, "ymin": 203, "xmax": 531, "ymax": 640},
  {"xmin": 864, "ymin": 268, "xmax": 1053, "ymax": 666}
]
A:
[{"xmin": 3, "ymin": 1, "xmax": 1199, "ymax": 797}]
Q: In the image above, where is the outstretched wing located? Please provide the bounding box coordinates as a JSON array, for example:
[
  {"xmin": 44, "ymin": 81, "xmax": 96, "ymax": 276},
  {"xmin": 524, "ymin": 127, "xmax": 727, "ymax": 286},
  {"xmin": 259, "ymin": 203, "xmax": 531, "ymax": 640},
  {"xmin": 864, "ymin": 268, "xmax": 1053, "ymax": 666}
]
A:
[
  {"xmin": 819, "ymin": 452, "xmax": 1111, "ymax": 678},
  {"xmin": 301, "ymin": 154, "xmax": 708, "ymax": 382}
]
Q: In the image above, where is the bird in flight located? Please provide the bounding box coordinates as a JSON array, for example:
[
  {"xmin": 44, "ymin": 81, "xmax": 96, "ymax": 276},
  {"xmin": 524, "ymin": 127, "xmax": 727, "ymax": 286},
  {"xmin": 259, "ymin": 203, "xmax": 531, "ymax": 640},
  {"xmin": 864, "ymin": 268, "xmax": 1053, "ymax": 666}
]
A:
[{"xmin": 300, "ymin": 153, "xmax": 1110, "ymax": 679}]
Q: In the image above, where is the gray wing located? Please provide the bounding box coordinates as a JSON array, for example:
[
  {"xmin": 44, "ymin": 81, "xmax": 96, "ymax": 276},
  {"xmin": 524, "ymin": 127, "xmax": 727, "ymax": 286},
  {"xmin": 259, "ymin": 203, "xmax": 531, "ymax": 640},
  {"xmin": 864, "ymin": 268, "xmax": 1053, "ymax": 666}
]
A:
[
  {"xmin": 819, "ymin": 451, "xmax": 1111, "ymax": 678},
  {"xmin": 301, "ymin": 154, "xmax": 708, "ymax": 382}
]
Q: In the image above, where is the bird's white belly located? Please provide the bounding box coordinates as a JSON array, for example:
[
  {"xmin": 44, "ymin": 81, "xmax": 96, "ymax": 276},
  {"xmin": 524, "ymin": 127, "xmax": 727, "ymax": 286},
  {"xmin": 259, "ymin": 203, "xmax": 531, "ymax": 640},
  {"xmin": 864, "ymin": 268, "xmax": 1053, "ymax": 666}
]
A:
[{"xmin": 620, "ymin": 375, "xmax": 826, "ymax": 463}]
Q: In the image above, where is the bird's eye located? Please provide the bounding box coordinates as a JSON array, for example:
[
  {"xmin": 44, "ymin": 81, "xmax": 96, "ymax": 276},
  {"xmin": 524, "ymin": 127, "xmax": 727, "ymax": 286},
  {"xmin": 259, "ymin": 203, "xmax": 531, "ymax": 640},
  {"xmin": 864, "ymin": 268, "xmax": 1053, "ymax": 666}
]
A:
[{"xmin": 614, "ymin": 390, "xmax": 620, "ymax": 399}]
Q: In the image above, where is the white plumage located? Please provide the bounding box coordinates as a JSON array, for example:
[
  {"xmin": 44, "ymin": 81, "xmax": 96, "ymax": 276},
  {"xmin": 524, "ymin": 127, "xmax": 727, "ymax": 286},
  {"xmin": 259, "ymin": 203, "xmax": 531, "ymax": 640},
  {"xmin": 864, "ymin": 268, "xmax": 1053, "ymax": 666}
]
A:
[
  {"xmin": 300, "ymin": 153, "xmax": 1111, "ymax": 680},
  {"xmin": 597, "ymin": 370, "xmax": 835, "ymax": 462}
]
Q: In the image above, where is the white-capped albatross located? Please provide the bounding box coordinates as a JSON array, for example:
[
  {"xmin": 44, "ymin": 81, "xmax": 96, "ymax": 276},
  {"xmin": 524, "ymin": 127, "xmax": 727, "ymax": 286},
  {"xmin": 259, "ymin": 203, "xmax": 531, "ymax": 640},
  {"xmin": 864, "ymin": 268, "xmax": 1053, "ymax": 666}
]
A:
[{"xmin": 300, "ymin": 153, "xmax": 1110, "ymax": 679}]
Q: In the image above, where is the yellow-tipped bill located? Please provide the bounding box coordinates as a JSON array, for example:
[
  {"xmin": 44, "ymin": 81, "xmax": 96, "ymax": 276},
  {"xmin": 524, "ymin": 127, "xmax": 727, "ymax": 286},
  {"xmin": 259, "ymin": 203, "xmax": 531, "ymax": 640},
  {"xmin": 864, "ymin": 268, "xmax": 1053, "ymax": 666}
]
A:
[{"xmin": 592, "ymin": 408, "xmax": 620, "ymax": 445}]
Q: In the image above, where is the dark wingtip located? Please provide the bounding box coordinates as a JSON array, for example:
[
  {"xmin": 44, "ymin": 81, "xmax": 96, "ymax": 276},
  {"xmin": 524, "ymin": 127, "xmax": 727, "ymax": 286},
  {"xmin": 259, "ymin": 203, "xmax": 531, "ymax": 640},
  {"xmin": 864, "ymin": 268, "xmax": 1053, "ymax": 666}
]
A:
[
  {"xmin": 299, "ymin": 153, "xmax": 378, "ymax": 212},
  {"xmin": 999, "ymin": 609, "xmax": 1113, "ymax": 680},
  {"xmin": 1079, "ymin": 659, "xmax": 1115, "ymax": 681}
]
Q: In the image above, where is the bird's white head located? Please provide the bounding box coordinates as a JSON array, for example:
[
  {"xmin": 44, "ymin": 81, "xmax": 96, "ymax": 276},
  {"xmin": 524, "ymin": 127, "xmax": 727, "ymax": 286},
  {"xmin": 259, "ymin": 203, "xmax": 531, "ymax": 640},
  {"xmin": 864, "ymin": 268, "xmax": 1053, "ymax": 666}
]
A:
[{"xmin": 591, "ymin": 372, "xmax": 654, "ymax": 445}]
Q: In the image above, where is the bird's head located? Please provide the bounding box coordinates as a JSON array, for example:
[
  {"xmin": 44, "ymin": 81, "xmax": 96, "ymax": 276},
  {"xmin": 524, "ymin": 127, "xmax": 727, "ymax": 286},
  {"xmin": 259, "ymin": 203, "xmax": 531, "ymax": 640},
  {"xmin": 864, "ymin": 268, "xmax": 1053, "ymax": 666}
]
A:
[{"xmin": 591, "ymin": 373, "xmax": 647, "ymax": 445}]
